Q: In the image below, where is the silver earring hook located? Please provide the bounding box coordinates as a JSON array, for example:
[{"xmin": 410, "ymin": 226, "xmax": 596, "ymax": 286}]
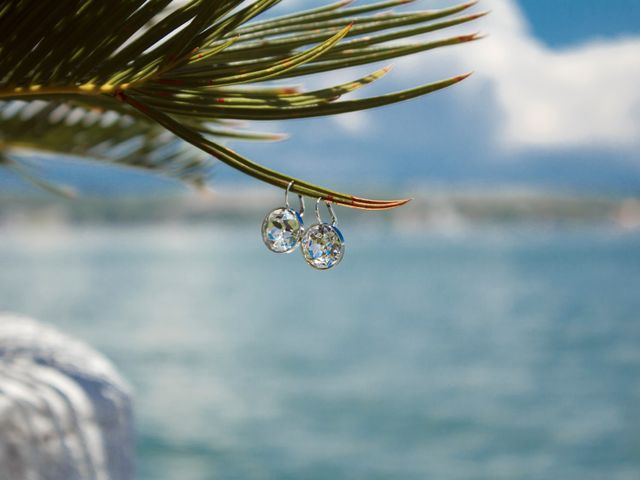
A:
[
  {"xmin": 315, "ymin": 197, "xmax": 337, "ymax": 226},
  {"xmin": 284, "ymin": 181, "xmax": 294, "ymax": 208},
  {"xmin": 327, "ymin": 202, "xmax": 337, "ymax": 226},
  {"xmin": 285, "ymin": 181, "xmax": 305, "ymax": 217}
]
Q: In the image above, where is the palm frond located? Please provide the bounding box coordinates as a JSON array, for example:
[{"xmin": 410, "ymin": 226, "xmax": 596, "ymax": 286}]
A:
[
  {"xmin": 0, "ymin": 99, "xmax": 211, "ymax": 184},
  {"xmin": 0, "ymin": 0, "xmax": 486, "ymax": 209}
]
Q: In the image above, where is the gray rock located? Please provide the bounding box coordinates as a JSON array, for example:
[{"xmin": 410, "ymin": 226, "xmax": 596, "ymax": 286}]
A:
[{"xmin": 0, "ymin": 314, "xmax": 134, "ymax": 480}]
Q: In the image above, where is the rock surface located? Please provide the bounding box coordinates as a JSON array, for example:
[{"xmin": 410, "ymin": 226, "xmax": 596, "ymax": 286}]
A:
[{"xmin": 0, "ymin": 314, "xmax": 134, "ymax": 480}]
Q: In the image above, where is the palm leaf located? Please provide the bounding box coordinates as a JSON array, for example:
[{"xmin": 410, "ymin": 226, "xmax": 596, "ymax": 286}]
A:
[
  {"xmin": 0, "ymin": 100, "xmax": 211, "ymax": 185},
  {"xmin": 0, "ymin": 0, "xmax": 486, "ymax": 209}
]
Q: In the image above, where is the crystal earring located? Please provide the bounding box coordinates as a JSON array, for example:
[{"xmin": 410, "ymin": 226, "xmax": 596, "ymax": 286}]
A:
[
  {"xmin": 261, "ymin": 181, "xmax": 305, "ymax": 254},
  {"xmin": 301, "ymin": 198, "xmax": 345, "ymax": 270}
]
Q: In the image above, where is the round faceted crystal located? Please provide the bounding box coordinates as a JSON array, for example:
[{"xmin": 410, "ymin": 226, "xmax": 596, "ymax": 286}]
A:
[
  {"xmin": 262, "ymin": 207, "xmax": 304, "ymax": 253},
  {"xmin": 301, "ymin": 224, "xmax": 345, "ymax": 270}
]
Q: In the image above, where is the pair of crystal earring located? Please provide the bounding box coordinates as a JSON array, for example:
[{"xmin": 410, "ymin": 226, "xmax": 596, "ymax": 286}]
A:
[{"xmin": 261, "ymin": 182, "xmax": 345, "ymax": 270}]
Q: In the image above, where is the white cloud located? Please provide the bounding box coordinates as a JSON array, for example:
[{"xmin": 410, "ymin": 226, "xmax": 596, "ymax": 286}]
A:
[
  {"xmin": 331, "ymin": 111, "xmax": 372, "ymax": 135},
  {"xmin": 400, "ymin": 0, "xmax": 640, "ymax": 152},
  {"xmin": 273, "ymin": 0, "xmax": 640, "ymax": 154}
]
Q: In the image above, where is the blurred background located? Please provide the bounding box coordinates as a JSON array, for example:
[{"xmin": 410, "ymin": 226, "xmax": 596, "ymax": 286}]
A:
[{"xmin": 1, "ymin": 1, "xmax": 639, "ymax": 479}]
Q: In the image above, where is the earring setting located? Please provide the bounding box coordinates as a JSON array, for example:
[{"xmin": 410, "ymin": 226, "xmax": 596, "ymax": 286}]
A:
[
  {"xmin": 261, "ymin": 183, "xmax": 345, "ymax": 270},
  {"xmin": 261, "ymin": 181, "xmax": 305, "ymax": 254},
  {"xmin": 301, "ymin": 198, "xmax": 345, "ymax": 270}
]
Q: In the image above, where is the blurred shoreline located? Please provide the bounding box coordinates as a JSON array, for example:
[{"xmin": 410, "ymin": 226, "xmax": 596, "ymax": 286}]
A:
[{"xmin": 1, "ymin": 187, "xmax": 640, "ymax": 231}]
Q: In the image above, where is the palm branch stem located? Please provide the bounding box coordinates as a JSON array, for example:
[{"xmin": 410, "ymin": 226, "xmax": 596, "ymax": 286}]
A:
[{"xmin": 0, "ymin": 85, "xmax": 117, "ymax": 99}]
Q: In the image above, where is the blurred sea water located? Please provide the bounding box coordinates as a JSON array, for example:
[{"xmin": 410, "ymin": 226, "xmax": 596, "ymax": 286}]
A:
[{"xmin": 0, "ymin": 223, "xmax": 639, "ymax": 480}]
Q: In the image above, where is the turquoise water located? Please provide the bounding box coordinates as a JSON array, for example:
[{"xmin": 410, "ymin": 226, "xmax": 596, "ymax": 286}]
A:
[{"xmin": 1, "ymin": 225, "xmax": 639, "ymax": 480}]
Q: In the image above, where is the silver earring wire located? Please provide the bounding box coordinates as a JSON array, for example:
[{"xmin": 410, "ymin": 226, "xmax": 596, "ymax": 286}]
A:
[
  {"xmin": 285, "ymin": 181, "xmax": 305, "ymax": 217},
  {"xmin": 315, "ymin": 197, "xmax": 337, "ymax": 226}
]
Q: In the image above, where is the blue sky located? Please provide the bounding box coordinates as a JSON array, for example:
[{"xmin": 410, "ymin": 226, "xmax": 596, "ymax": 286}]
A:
[
  {"xmin": 3, "ymin": 0, "xmax": 640, "ymax": 195},
  {"xmin": 231, "ymin": 0, "xmax": 640, "ymax": 194},
  {"xmin": 520, "ymin": 0, "xmax": 640, "ymax": 47}
]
